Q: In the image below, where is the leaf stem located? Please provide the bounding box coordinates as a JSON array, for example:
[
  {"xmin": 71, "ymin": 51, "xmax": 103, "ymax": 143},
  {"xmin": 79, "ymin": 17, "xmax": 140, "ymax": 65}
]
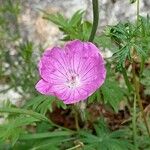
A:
[{"xmin": 89, "ymin": 0, "xmax": 99, "ymax": 42}]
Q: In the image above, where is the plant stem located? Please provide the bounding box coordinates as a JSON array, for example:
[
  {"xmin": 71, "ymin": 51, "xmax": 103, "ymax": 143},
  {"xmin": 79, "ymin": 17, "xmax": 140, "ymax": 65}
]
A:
[
  {"xmin": 135, "ymin": 0, "xmax": 150, "ymax": 137},
  {"xmin": 75, "ymin": 111, "xmax": 79, "ymax": 131},
  {"xmin": 132, "ymin": 91, "xmax": 138, "ymax": 149},
  {"xmin": 131, "ymin": 59, "xmax": 138, "ymax": 149},
  {"xmin": 132, "ymin": 62, "xmax": 150, "ymax": 137},
  {"xmin": 66, "ymin": 143, "xmax": 83, "ymax": 150},
  {"xmin": 73, "ymin": 105, "xmax": 80, "ymax": 131},
  {"xmin": 136, "ymin": 0, "xmax": 140, "ymax": 25},
  {"xmin": 122, "ymin": 67, "xmax": 133, "ymax": 93},
  {"xmin": 137, "ymin": 91, "xmax": 150, "ymax": 137},
  {"xmin": 89, "ymin": 0, "xmax": 99, "ymax": 42}
]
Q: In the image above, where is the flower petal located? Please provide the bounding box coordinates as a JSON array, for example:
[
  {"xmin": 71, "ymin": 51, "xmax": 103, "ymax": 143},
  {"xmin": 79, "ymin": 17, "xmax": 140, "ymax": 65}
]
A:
[
  {"xmin": 39, "ymin": 47, "xmax": 68, "ymax": 83},
  {"xmin": 36, "ymin": 40, "xmax": 106, "ymax": 104},
  {"xmin": 35, "ymin": 79, "xmax": 53, "ymax": 95}
]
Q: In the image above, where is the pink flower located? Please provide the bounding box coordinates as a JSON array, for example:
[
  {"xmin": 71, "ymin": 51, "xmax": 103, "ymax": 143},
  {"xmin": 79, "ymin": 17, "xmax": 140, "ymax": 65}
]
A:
[{"xmin": 35, "ymin": 40, "xmax": 106, "ymax": 104}]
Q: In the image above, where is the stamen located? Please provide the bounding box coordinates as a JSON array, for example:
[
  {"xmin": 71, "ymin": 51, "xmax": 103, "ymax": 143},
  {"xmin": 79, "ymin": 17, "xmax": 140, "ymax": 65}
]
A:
[{"xmin": 66, "ymin": 71, "xmax": 80, "ymax": 88}]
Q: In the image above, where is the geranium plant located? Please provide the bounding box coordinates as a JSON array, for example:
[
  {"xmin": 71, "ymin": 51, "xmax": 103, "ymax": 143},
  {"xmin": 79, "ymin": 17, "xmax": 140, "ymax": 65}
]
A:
[{"xmin": 0, "ymin": 0, "xmax": 150, "ymax": 149}]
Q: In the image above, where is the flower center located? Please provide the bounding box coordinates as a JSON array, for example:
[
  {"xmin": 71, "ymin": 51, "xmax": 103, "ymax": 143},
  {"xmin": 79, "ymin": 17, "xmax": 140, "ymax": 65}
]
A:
[{"xmin": 66, "ymin": 73, "xmax": 80, "ymax": 88}]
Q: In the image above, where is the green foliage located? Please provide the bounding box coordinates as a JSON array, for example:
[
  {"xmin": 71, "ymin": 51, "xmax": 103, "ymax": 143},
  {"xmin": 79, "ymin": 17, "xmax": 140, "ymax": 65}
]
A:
[
  {"xmin": 139, "ymin": 15, "xmax": 150, "ymax": 57},
  {"xmin": 19, "ymin": 41, "xmax": 34, "ymax": 62},
  {"xmin": 141, "ymin": 68, "xmax": 150, "ymax": 95},
  {"xmin": 0, "ymin": 107, "xmax": 49, "ymax": 122},
  {"xmin": 0, "ymin": 0, "xmax": 20, "ymax": 40},
  {"xmin": 43, "ymin": 10, "xmax": 92, "ymax": 41},
  {"xmin": 0, "ymin": 0, "xmax": 38, "ymax": 98},
  {"xmin": 0, "ymin": 106, "xmax": 73, "ymax": 148},
  {"xmin": 0, "ymin": 116, "xmax": 39, "ymax": 145},
  {"xmin": 88, "ymin": 89, "xmax": 101, "ymax": 103},
  {"xmin": 79, "ymin": 119, "xmax": 134, "ymax": 150},
  {"xmin": 9, "ymin": 40, "xmax": 38, "ymax": 97},
  {"xmin": 136, "ymin": 136, "xmax": 150, "ymax": 150},
  {"xmin": 24, "ymin": 95, "xmax": 67, "ymax": 114},
  {"xmin": 101, "ymin": 78, "xmax": 124, "ymax": 112},
  {"xmin": 0, "ymin": 0, "xmax": 21, "ymax": 80},
  {"xmin": 106, "ymin": 17, "xmax": 149, "ymax": 71},
  {"xmin": 0, "ymin": 117, "xmax": 74, "ymax": 149},
  {"xmin": 0, "ymin": 0, "xmax": 20, "ymax": 15},
  {"xmin": 20, "ymin": 131, "xmax": 73, "ymax": 140},
  {"xmin": 94, "ymin": 34, "xmax": 118, "ymax": 52}
]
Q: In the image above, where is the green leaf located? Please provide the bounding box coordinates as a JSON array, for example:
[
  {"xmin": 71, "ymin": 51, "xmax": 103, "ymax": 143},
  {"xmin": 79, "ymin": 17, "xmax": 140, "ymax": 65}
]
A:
[
  {"xmin": 69, "ymin": 10, "xmax": 84, "ymax": 27},
  {"xmin": 43, "ymin": 12, "xmax": 68, "ymax": 28},
  {"xmin": 136, "ymin": 136, "xmax": 150, "ymax": 149},
  {"xmin": 19, "ymin": 40, "xmax": 33, "ymax": 62},
  {"xmin": 24, "ymin": 95, "xmax": 66, "ymax": 114},
  {"xmin": 0, "ymin": 115, "xmax": 39, "ymax": 146},
  {"xmin": 55, "ymin": 99, "xmax": 67, "ymax": 110},
  {"xmin": 82, "ymin": 21, "xmax": 92, "ymax": 41},
  {"xmin": 106, "ymin": 20, "xmax": 149, "ymax": 71},
  {"xmin": 141, "ymin": 68, "xmax": 150, "ymax": 95},
  {"xmin": 43, "ymin": 9, "xmax": 86, "ymax": 41},
  {"xmin": 79, "ymin": 119, "xmax": 134, "ymax": 150},
  {"xmin": 19, "ymin": 131, "xmax": 73, "ymax": 140},
  {"xmin": 30, "ymin": 138, "xmax": 63, "ymax": 150},
  {"xmin": 0, "ymin": 107, "xmax": 49, "ymax": 122},
  {"xmin": 94, "ymin": 35, "xmax": 118, "ymax": 52},
  {"xmin": 101, "ymin": 79, "xmax": 124, "ymax": 112},
  {"xmin": 88, "ymin": 89, "xmax": 101, "ymax": 103}
]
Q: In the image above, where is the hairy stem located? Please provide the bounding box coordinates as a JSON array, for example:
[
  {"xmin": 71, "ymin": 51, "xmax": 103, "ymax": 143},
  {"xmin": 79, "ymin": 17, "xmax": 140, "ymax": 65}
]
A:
[{"xmin": 89, "ymin": 0, "xmax": 99, "ymax": 42}]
